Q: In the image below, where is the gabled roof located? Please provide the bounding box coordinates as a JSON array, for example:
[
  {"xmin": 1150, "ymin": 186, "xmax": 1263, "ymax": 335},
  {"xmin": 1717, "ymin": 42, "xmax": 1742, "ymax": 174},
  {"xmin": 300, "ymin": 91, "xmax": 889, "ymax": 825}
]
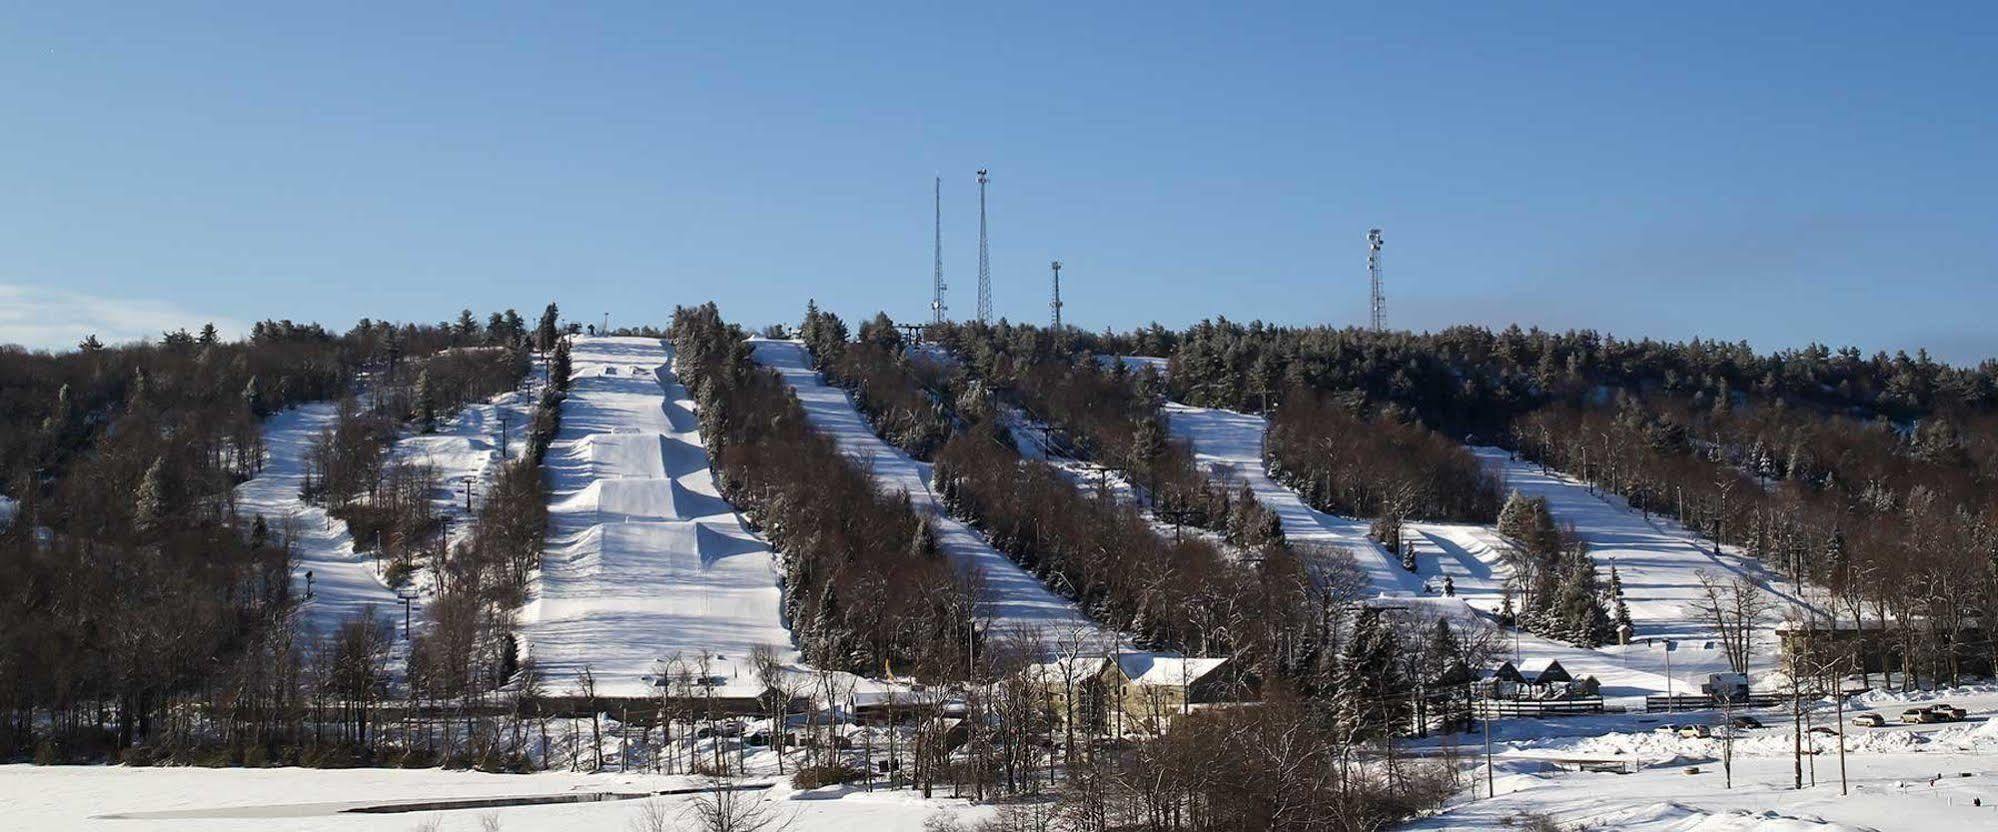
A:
[
  {"xmin": 1489, "ymin": 661, "xmax": 1526, "ymax": 683},
  {"xmin": 1116, "ymin": 652, "xmax": 1229, "ymax": 687},
  {"xmin": 1533, "ymin": 660, "xmax": 1573, "ymax": 685}
]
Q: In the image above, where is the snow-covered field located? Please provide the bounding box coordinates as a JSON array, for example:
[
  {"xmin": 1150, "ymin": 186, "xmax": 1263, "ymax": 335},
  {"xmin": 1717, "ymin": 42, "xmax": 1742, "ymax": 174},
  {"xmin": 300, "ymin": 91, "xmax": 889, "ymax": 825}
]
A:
[
  {"xmin": 750, "ymin": 339, "xmax": 1106, "ymax": 648},
  {"xmin": 0, "ymin": 763, "xmax": 988, "ymax": 832},
  {"xmin": 518, "ymin": 336, "xmax": 798, "ymax": 698},
  {"xmin": 1405, "ymin": 688, "xmax": 1998, "ymax": 830}
]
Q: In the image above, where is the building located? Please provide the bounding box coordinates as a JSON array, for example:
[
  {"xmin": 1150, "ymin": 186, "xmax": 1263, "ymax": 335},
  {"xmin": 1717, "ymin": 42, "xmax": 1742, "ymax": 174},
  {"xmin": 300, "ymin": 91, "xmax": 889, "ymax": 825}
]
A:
[{"xmin": 1021, "ymin": 652, "xmax": 1251, "ymax": 737}]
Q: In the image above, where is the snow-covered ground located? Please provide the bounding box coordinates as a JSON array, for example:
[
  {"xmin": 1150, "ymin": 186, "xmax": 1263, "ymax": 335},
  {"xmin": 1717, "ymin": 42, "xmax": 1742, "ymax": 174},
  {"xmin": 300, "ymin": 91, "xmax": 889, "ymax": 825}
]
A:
[
  {"xmin": 1161, "ymin": 402, "xmax": 1808, "ymax": 702},
  {"xmin": 1405, "ymin": 687, "xmax": 1998, "ymax": 830},
  {"xmin": 518, "ymin": 336, "xmax": 798, "ymax": 698},
  {"xmin": 749, "ymin": 338, "xmax": 1107, "ymax": 649},
  {"xmin": 234, "ymin": 402, "xmax": 407, "ymax": 638},
  {"xmin": 232, "ymin": 368, "xmax": 541, "ymax": 642},
  {"xmin": 1163, "ymin": 402, "xmax": 1423, "ymax": 595},
  {"xmin": 0, "ymin": 762, "xmax": 991, "ymax": 832}
]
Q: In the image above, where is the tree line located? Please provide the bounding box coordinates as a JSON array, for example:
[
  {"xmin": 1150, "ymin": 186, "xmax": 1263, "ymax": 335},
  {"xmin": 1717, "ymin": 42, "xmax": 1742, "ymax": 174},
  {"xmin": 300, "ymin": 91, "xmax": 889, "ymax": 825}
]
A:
[
  {"xmin": 0, "ymin": 307, "xmax": 553, "ymax": 763},
  {"xmin": 671, "ymin": 303, "xmax": 974, "ymax": 678}
]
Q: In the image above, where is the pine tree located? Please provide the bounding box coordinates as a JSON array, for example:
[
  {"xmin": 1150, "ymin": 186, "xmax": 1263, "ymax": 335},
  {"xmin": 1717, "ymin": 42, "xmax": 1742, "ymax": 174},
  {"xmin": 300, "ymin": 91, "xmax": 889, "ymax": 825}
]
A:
[
  {"xmin": 133, "ymin": 456, "xmax": 174, "ymax": 538},
  {"xmin": 415, "ymin": 368, "xmax": 437, "ymax": 433},
  {"xmin": 535, "ymin": 303, "xmax": 560, "ymax": 353},
  {"xmin": 198, "ymin": 322, "xmax": 218, "ymax": 345},
  {"xmin": 242, "ymin": 376, "xmax": 265, "ymax": 417},
  {"xmin": 551, "ymin": 340, "xmax": 573, "ymax": 392},
  {"xmin": 1497, "ymin": 490, "xmax": 1532, "ymax": 540}
]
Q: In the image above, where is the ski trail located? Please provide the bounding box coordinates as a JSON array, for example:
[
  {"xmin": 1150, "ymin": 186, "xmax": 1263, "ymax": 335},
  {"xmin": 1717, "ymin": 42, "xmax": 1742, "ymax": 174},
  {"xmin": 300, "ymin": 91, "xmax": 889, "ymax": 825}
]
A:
[
  {"xmin": 750, "ymin": 338, "xmax": 1108, "ymax": 649},
  {"xmin": 1162, "ymin": 402, "xmax": 1425, "ymax": 597},
  {"xmin": 519, "ymin": 336, "xmax": 796, "ymax": 698}
]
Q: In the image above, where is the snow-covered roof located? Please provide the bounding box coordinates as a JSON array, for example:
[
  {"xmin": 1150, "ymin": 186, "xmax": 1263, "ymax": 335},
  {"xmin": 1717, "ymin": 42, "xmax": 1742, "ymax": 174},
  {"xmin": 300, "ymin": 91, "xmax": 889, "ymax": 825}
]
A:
[{"xmin": 1116, "ymin": 653, "xmax": 1229, "ymax": 687}]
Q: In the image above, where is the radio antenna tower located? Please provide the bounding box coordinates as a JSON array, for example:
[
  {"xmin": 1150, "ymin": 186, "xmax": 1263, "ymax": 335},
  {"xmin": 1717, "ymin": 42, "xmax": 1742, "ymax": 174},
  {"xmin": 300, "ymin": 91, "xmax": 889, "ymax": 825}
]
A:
[
  {"xmin": 1050, "ymin": 260, "xmax": 1064, "ymax": 329},
  {"xmin": 931, "ymin": 177, "xmax": 947, "ymax": 324},
  {"xmin": 1367, "ymin": 228, "xmax": 1385, "ymax": 332},
  {"xmin": 976, "ymin": 169, "xmax": 993, "ymax": 324}
]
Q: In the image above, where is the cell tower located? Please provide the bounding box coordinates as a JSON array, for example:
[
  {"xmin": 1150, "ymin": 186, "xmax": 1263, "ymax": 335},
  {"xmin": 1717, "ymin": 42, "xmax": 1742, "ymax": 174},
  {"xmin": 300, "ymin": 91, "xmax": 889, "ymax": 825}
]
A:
[
  {"xmin": 931, "ymin": 176, "xmax": 947, "ymax": 324},
  {"xmin": 1367, "ymin": 228, "xmax": 1385, "ymax": 332},
  {"xmin": 1050, "ymin": 260, "xmax": 1064, "ymax": 329},
  {"xmin": 976, "ymin": 169, "xmax": 992, "ymax": 324}
]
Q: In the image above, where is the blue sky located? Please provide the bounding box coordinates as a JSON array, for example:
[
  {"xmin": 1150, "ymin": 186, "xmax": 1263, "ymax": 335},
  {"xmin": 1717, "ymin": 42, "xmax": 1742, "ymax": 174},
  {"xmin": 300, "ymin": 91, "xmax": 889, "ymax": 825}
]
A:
[{"xmin": 2, "ymin": 3, "xmax": 1993, "ymax": 361}]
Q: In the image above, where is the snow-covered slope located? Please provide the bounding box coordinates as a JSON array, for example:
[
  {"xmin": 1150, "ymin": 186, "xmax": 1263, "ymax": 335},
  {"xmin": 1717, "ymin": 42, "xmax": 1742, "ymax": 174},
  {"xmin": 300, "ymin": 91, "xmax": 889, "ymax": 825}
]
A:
[
  {"xmin": 519, "ymin": 336, "xmax": 797, "ymax": 697},
  {"xmin": 1162, "ymin": 403, "xmax": 1424, "ymax": 596},
  {"xmin": 1161, "ymin": 399, "xmax": 1819, "ymax": 701},
  {"xmin": 232, "ymin": 366, "xmax": 543, "ymax": 641},
  {"xmin": 234, "ymin": 403, "xmax": 403, "ymax": 637},
  {"xmin": 749, "ymin": 339, "xmax": 1107, "ymax": 648}
]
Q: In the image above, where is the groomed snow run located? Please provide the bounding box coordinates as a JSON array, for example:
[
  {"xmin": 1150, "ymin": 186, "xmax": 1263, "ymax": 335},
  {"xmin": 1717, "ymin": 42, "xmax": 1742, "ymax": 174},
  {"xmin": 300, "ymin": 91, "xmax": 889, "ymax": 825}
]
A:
[
  {"xmin": 234, "ymin": 402, "xmax": 405, "ymax": 638},
  {"xmin": 750, "ymin": 338, "xmax": 1107, "ymax": 650},
  {"xmin": 519, "ymin": 336, "xmax": 798, "ymax": 698}
]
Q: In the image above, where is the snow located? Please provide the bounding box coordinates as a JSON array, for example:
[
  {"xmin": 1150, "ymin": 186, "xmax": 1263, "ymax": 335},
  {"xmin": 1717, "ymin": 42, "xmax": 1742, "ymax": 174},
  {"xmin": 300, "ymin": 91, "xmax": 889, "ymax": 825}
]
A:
[
  {"xmin": 233, "ymin": 402, "xmax": 406, "ymax": 638},
  {"xmin": 0, "ymin": 763, "xmax": 994, "ymax": 832},
  {"xmin": 518, "ymin": 336, "xmax": 798, "ymax": 698},
  {"xmin": 1162, "ymin": 402, "xmax": 1423, "ymax": 595},
  {"xmin": 749, "ymin": 338, "xmax": 1107, "ymax": 649},
  {"xmin": 1160, "ymin": 402, "xmax": 1832, "ymax": 704},
  {"xmin": 231, "ymin": 366, "xmax": 542, "ymax": 643}
]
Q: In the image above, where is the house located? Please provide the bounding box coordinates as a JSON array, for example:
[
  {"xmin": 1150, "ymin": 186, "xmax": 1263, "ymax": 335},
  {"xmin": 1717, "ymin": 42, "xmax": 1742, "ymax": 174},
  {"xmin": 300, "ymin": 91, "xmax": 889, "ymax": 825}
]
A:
[{"xmin": 1021, "ymin": 652, "xmax": 1250, "ymax": 737}]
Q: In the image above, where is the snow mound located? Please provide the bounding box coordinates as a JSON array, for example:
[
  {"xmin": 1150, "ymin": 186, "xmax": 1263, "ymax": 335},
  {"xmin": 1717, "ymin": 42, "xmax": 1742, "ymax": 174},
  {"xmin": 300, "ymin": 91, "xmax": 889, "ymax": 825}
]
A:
[
  {"xmin": 570, "ymin": 478, "xmax": 727, "ymax": 522},
  {"xmin": 583, "ymin": 433, "xmax": 711, "ymax": 479},
  {"xmin": 1593, "ymin": 802, "xmax": 1869, "ymax": 831}
]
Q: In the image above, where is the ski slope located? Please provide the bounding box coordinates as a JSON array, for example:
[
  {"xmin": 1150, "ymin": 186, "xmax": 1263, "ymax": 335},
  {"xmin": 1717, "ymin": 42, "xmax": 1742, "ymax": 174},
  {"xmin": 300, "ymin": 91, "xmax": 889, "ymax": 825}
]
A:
[
  {"xmin": 1163, "ymin": 403, "xmax": 1424, "ymax": 596},
  {"xmin": 234, "ymin": 402, "xmax": 404, "ymax": 638},
  {"xmin": 749, "ymin": 339, "xmax": 1107, "ymax": 648},
  {"xmin": 1161, "ymin": 399, "xmax": 1814, "ymax": 700},
  {"xmin": 233, "ymin": 366, "xmax": 543, "ymax": 642},
  {"xmin": 519, "ymin": 336, "xmax": 797, "ymax": 698}
]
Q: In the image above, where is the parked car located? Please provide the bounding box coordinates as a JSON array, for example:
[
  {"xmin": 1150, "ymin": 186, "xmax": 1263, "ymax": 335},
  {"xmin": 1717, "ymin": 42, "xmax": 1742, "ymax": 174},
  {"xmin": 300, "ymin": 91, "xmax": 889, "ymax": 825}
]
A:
[
  {"xmin": 1927, "ymin": 704, "xmax": 1967, "ymax": 722},
  {"xmin": 1730, "ymin": 715, "xmax": 1764, "ymax": 729},
  {"xmin": 1853, "ymin": 713, "xmax": 1885, "ymax": 727},
  {"xmin": 1653, "ymin": 723, "xmax": 1681, "ymax": 734},
  {"xmin": 1676, "ymin": 724, "xmax": 1713, "ymax": 739},
  {"xmin": 1901, "ymin": 708, "xmax": 1941, "ymax": 724},
  {"xmin": 1808, "ymin": 726, "xmax": 1838, "ymax": 736}
]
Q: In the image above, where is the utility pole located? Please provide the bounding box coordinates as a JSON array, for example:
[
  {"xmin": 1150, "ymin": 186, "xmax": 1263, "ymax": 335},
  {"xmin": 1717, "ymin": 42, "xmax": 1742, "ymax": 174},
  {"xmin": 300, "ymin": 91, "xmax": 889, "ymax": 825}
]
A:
[
  {"xmin": 932, "ymin": 176, "xmax": 947, "ymax": 325},
  {"xmin": 602, "ymin": 312, "xmax": 610, "ymax": 336},
  {"xmin": 1368, "ymin": 228, "xmax": 1386, "ymax": 332},
  {"xmin": 976, "ymin": 169, "xmax": 992, "ymax": 324},
  {"xmin": 1050, "ymin": 260, "xmax": 1064, "ymax": 330}
]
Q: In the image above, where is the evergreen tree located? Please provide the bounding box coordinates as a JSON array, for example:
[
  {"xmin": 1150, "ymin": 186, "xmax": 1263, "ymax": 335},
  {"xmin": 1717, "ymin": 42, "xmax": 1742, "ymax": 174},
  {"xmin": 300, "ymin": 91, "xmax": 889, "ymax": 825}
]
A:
[
  {"xmin": 414, "ymin": 367, "xmax": 437, "ymax": 433},
  {"xmin": 198, "ymin": 322, "xmax": 219, "ymax": 345},
  {"xmin": 132, "ymin": 456, "xmax": 174, "ymax": 538},
  {"xmin": 536, "ymin": 303, "xmax": 560, "ymax": 353},
  {"xmin": 551, "ymin": 339, "xmax": 573, "ymax": 392},
  {"xmin": 242, "ymin": 376, "xmax": 265, "ymax": 418},
  {"xmin": 1333, "ymin": 606, "xmax": 1408, "ymax": 736}
]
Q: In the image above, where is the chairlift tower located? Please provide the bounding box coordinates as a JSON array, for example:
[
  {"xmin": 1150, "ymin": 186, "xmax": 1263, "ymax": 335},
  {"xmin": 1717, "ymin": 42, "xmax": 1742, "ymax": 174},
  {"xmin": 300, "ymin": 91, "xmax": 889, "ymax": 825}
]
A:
[
  {"xmin": 1050, "ymin": 260, "xmax": 1064, "ymax": 329},
  {"xmin": 931, "ymin": 176, "xmax": 947, "ymax": 325},
  {"xmin": 1368, "ymin": 228, "xmax": 1385, "ymax": 332},
  {"xmin": 976, "ymin": 169, "xmax": 993, "ymax": 324}
]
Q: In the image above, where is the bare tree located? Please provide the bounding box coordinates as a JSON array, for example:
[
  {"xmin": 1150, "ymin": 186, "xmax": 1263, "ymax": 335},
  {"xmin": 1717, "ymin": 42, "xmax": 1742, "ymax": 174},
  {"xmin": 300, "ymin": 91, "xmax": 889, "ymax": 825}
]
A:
[{"xmin": 1689, "ymin": 571, "xmax": 1773, "ymax": 674}]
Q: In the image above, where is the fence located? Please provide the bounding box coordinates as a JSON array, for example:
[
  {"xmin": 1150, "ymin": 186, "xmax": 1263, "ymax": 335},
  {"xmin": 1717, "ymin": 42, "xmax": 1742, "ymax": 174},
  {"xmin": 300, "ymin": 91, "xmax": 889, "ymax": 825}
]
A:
[
  {"xmin": 1643, "ymin": 693, "xmax": 1790, "ymax": 712},
  {"xmin": 1470, "ymin": 697, "xmax": 1605, "ymax": 718}
]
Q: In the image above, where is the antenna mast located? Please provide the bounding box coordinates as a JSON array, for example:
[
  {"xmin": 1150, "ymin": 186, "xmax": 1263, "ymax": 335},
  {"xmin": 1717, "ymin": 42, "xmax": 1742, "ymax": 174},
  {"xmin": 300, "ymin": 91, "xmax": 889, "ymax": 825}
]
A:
[
  {"xmin": 1050, "ymin": 260, "xmax": 1063, "ymax": 329},
  {"xmin": 976, "ymin": 169, "xmax": 992, "ymax": 324},
  {"xmin": 931, "ymin": 176, "xmax": 947, "ymax": 324},
  {"xmin": 1368, "ymin": 228, "xmax": 1385, "ymax": 332}
]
